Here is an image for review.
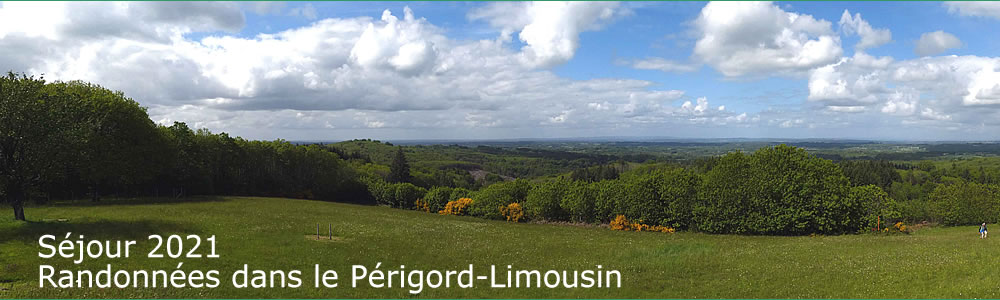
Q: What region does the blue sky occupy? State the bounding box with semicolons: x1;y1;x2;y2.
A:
1;1;999;141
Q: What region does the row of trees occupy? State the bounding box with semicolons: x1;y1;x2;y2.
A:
365;145;903;235
355;144;998;234
1;73;361;220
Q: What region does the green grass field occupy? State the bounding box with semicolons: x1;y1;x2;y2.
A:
1;197;997;298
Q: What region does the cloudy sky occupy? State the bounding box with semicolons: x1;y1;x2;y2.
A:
2;1;999;141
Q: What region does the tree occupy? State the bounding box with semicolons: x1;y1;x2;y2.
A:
45;81;162;201
0;73;78;220
930;181;1000;225
848;185;900;232
695;145;853;234
388;146;412;183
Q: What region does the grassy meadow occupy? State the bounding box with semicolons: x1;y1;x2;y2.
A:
1;197;998;298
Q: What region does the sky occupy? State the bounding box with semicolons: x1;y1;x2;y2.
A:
1;1;1000;141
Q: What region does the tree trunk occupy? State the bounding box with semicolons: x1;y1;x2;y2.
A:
9;185;25;221
13;201;25;221
91;185;100;202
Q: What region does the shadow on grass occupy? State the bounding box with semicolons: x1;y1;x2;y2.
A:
4;218;198;244
39;195;232;208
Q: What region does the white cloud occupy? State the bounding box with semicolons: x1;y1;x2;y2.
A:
807;52;1000;129
945;2;1000;20
0;2;244;42
2;3;765;138
892;56;1000;107
780;119;806;128
827;105;866;113
920;107;951;121
881;91;917;116
8;1;998;139
692;1;842;77
623;57;699;73
469;2;627;68
680;97;710;115
839;10;891;50
915;31;962;57
350;7;441;75
807;52;892;106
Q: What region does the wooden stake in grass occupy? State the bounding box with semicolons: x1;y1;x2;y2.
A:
316;224;319;240
329;223;332;240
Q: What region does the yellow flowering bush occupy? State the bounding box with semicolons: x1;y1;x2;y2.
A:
500;202;524;222
610;215;629;231
609;215;675;233
894;221;908;233
439;198;473;216
874;221;908;234
414;199;430;213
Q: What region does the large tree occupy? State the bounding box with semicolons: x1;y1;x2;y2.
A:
388;146;412;183
0;73;78;220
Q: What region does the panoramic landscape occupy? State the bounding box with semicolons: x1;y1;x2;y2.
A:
3;1;1000;299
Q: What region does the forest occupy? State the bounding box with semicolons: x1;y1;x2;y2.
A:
3;72;1000;234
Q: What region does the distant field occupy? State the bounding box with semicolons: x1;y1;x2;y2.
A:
1;197;998;298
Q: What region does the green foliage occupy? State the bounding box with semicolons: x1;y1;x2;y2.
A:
449;187;471;204
524;180;568;221
592;179;626;223
388;147;412;183
653;168;701;229
569;163;622;182
839;160;902;190
363;177;395;207
1;74;361;213
848;185;900;232
560;181;596;223
0;73;89;219
587;168;700;228
423;187;454;213
363;177;426;209
696;145;854;234
393;183;426;209
930;181;1000;225
44;81;164;201
469;179;530;219
412;168;475;190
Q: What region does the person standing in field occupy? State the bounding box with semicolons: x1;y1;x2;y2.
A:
981;223;988;239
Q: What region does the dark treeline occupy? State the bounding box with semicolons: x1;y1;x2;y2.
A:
1;73;363;220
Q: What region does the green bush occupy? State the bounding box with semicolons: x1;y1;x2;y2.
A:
363;177;395;207
653;168;701;229
930;181;1000;225
695;145;853;234
423;186;454;213
363;177;426;209
616;174;660;225
393;183;426;209
469;179;530;219
592;179;626;222
848;185;900;232
560;181;596;223
524;179;568;221
449;187;471;203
